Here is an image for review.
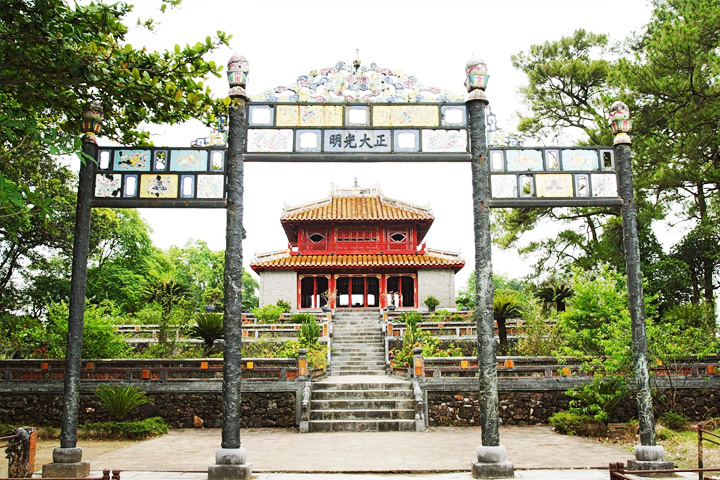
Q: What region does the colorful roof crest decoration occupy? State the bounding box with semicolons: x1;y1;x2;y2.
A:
251;61;464;104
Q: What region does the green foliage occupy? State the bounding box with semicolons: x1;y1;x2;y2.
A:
298;315;320;347
242;339;327;369
424;295;439;310
276;299;292;313
429;309;452;321
390;330;463;368
515;299;560;356
554;265;633;373
0;314;42;359
252;304;284;324
80;417;168;440
549;410;596;436
94;384;152;419
190;312;224;355
42;301;130;359
566;375;627;424
493;289;525;355
658;412;690;431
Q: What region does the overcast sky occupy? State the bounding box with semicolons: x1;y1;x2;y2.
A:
100;0;655;288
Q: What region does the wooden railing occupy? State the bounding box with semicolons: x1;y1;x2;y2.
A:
0;358;327;382
392;355;720;380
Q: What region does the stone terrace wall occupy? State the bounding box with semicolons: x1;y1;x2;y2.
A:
1;391;295;429
427;387;720;427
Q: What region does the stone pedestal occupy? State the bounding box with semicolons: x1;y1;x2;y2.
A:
42;447;90;478
208;447;252;480
626;445;674;476
471;445;514;479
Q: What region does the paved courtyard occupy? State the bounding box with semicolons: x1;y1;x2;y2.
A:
77;425;642;476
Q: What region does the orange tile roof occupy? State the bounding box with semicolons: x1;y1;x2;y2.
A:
251;252;464;272
281;194;434;222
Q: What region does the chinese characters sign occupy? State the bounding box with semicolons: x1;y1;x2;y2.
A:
91;147;226;208
488;147;622;207
245;103;470;161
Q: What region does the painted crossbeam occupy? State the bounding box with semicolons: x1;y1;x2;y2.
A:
91;147;227;208
488;146;622;208
244;102;470;161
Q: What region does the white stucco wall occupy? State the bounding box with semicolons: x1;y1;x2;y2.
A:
258;270;297;308
417;269;456;310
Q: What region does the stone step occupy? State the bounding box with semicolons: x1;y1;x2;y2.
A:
310;398;415;410
310;408;415;421
312;389;411;400
308;419;416;432
332;347;385;353
312;383;412;392
330;370;387;376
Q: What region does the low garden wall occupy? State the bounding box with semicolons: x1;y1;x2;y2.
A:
422;377;720;427
0;383;298;429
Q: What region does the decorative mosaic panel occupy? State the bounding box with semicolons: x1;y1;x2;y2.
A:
245;102;470;160
92;147;226;207
94;174;122;198
276;105;343;127
247;129;294;152
169;150;209;171
373;106;439;127
488;147;621;207
251;61;464;104
421;130;467;152
140;174;178;198
113;149;151;171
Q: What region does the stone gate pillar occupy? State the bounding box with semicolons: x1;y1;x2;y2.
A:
465;57;514;479
610;101;672;471
43;103;102;478
208;54;252;480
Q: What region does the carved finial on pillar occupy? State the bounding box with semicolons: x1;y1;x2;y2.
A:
227;54;250;99
465;57;489;103
81;103;103;144
609;101;632;145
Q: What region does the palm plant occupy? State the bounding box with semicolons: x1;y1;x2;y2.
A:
95;384;152;419
190;312;224;355
493;289;524;355
534;282;573;312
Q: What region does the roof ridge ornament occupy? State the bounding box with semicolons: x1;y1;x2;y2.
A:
251;60;464;104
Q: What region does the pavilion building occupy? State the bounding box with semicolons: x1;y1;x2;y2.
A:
250;185;464;311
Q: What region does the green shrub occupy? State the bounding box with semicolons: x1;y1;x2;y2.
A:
290;313;316;323
659;412;690;431
298;316;320;347
276;300;292;313
398;311;423;325
80;417;168;440
95;384;152;419
549;410;595;436
566;375;627;424
430;309;452;321
41;301;130;359
252;304;284;324
190;312;224;355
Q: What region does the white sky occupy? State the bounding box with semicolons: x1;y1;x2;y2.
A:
105;0;655;288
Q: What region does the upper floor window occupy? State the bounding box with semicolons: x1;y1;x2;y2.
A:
390;233;406;242
308;233;325;243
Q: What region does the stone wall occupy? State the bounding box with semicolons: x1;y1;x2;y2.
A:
417;268;456;310
0;391;296;429
427;388;720;427
258;270;297;308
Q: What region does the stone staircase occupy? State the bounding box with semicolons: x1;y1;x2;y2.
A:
330;310;386;376
306;310;417;432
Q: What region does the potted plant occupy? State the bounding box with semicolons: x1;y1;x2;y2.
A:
320;290;336;312
424;295;439;312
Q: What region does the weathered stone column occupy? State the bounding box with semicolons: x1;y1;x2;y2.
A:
465;57;514;479
610;101;672;471
43;103;102;478
208;54;252;480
